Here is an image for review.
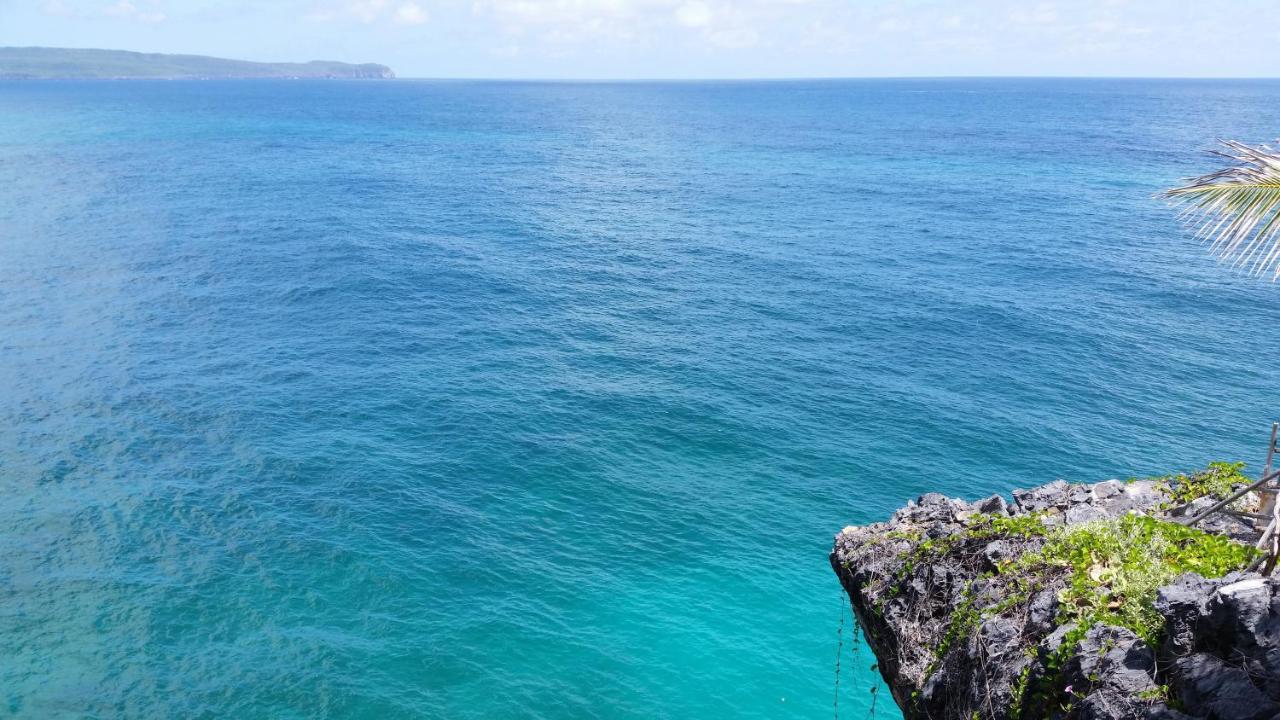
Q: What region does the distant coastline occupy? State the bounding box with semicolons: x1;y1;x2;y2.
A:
0;47;394;80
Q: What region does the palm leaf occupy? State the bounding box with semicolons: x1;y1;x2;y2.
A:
1163;140;1280;280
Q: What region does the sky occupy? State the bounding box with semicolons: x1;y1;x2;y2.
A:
2;0;1279;79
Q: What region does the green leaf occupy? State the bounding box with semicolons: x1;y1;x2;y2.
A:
1163;140;1280;280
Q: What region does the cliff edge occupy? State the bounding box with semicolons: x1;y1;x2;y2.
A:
831;468;1280;720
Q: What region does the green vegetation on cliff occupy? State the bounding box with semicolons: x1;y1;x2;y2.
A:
987;512;1255;645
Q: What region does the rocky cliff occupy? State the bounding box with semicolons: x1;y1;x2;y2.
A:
830;471;1280;720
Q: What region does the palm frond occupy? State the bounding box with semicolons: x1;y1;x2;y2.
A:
1163;139;1280;280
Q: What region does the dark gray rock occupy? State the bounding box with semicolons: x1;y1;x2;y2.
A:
1069;484;1092;505
1102;480;1164;516
1143;707;1198;720
1041;620;1080;656
978;493;1011;515
1158;572;1280;713
1155;573;1217;656
1092;480;1124;501
919;492;953;507
1013;479;1071;513
1066;625;1160;720
894;492;971;526
984;539;1014;568
1065;502;1108;524
978;614;1021;653
1027;588;1059;635
831;477;1280;720
1176;653;1279;720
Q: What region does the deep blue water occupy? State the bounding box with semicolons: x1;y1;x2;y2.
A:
2;78;1280;719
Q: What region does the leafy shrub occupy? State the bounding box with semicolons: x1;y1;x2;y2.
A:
1011;513;1256;645
1161;461;1250;506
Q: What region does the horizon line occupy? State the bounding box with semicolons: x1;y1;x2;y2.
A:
6;47;1278;82
8;75;1280;82
389;74;1280;82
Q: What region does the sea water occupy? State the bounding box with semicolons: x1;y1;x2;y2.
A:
3;78;1280;719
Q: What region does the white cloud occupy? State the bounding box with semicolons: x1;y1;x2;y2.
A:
40;0;71;15
307;0;428;25
103;0;166;23
708;26;757;48
471;0;675;44
283;0;1280;76
674;1;711;28
395;2;429;24
472;0;779;49
103;0;134;15
876;16;908;33
475;0;660;27
1009;2;1058;26
348;0;389;23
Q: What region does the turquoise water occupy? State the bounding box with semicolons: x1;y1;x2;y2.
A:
2;78;1280;719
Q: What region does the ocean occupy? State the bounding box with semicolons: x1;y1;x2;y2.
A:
2;78;1279;719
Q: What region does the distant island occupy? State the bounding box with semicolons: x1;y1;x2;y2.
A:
0;47;395;80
